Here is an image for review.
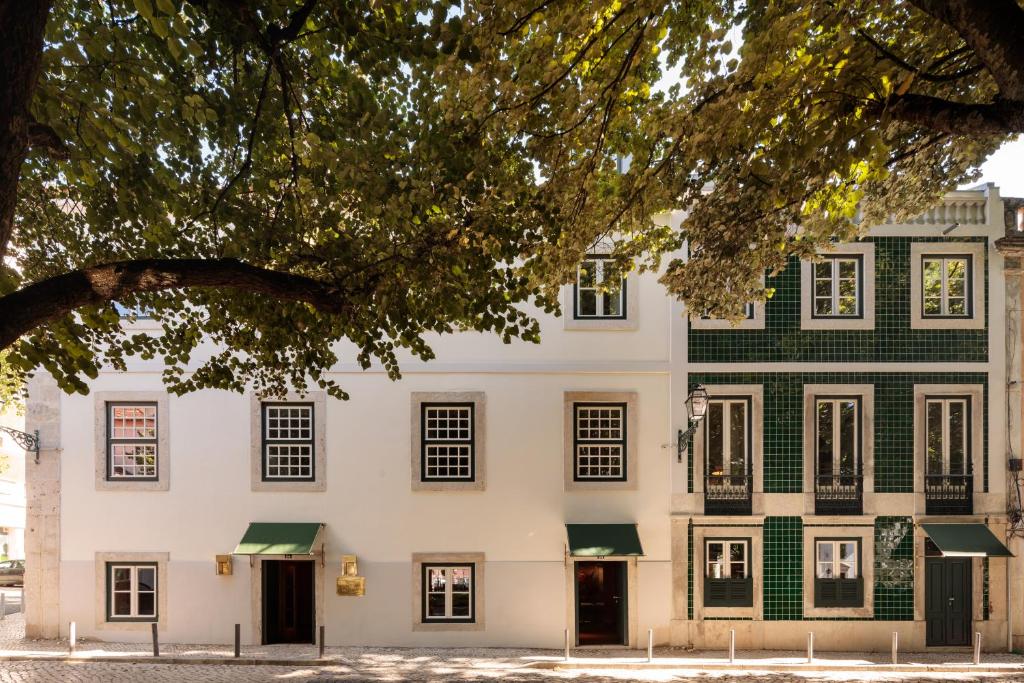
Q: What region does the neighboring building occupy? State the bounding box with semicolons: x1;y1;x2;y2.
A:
0;406;26;562
22;186;1020;651
676;184;1017;651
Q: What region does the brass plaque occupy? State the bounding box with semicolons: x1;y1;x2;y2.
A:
336;576;366;596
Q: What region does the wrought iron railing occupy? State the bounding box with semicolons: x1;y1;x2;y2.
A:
924;474;973;515
814;473;863;515
704;474;752;515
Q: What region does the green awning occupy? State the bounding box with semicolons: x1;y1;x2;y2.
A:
566;523;644;557
921;523;1013;558
233;523;324;555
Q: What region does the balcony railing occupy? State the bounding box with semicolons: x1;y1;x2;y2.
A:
925;474;973;515
814;473;863;515
704;474;752;515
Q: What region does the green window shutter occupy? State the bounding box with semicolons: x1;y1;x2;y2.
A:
705;577;753;607
815;577;863;608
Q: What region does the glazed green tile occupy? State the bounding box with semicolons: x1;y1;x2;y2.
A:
688;237;988;364
763;516;803;621
874;516;914;621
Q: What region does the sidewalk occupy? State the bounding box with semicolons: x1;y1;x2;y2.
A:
2;613;1023;676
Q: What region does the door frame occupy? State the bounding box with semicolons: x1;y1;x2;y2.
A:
925;555;973;647
249;553;324;646
565;555;637;648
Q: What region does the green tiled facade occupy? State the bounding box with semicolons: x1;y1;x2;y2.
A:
687;372;988;494
873;516;915;621
688;237;988;364
763;517;803;620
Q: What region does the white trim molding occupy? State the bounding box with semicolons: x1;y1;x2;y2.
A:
800;242;876;330
909;241;986;330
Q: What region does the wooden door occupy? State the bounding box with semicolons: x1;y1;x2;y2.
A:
575;561;626;646
263;560;315;644
925;557;972;646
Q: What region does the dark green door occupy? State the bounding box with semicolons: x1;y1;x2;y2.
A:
925;557;972;646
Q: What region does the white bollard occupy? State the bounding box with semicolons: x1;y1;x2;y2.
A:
69;621;76;655
729;628;736;663
0;592;5;621
564;628;570;662
973;632;982;665
807;632;814;663
891;631;898;665
647;628;653;663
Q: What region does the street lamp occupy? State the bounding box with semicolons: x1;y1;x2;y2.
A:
0;427;40;464
677;385;709;462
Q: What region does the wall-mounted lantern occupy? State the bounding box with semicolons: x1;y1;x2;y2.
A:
215;554;233;576
336;554;366;596
677;384;709;462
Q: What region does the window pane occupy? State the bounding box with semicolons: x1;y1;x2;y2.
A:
947;260;966;297
839;542;858;578
451;592;470;617
602;290;622;317
577;263;597;289
707;403;724;476
113;567;131;591
427;594;446;617
814;297;832;316
948;297;966;316
706;543;724;578
949;401;966;475
728;404;746;477
816;542;834;578
578;290;597;316
839;400;857;474
113;592;131;616
137;567;155;592
838;259;857;279
814;279;832;298
924;296;942;316
450;568;471;592
926;402;943;475
816;402;834;477
137;591;155;617
729;542;746;576
837;294;858;316
428;568;446;592
814;262;832;283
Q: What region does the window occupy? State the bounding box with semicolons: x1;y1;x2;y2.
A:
262;403;315;481
421;403;475;481
814;540;862;607
813;256;861;317
422;564;475;623
574;257;626;319
922;256;971;317
573;403;627;481
926;397;970;477
106;403;158;480
815;398;860;480
704;539;752;607
107;563;157;621
705;399;749;484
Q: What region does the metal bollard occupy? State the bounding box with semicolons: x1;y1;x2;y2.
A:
69;621;76;655
647;628;653;663
564;628;570;662
318;625;325;659
807;632;814;663
891;631;898;665
729;628;736;663
234;623;240;658
0;592;5;621
973;632;982;665
151;622;159;657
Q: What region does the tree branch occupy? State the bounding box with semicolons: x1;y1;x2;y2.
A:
907;0;1024;100
880;92;1024;135
0;258;352;350
26;119;69;159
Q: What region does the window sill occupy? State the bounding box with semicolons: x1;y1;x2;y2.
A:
564;317;638;331
412;479;485;492
252;479;326;492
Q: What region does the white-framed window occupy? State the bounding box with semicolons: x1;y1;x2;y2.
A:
573;403;627;481
813;256;861;317
816;540;858;579
262;403;315;481
106;403;158;480
706;540;748;579
815;398;860;478
925;397;969;477
574;256;626;319
107;563;157;621
705;399;749;482
422;564;475;623
421;403;475;481
922;256;971;318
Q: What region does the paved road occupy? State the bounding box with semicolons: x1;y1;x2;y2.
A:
0;662;1022;682
0;587;22;618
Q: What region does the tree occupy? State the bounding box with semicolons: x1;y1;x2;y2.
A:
1;1;1022;399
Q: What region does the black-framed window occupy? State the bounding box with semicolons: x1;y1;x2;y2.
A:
925;396;970;477
814;539;863;607
700;303;756;321
106;562;157;622
262;403;315;481
106;402;158;480
705;398;751;481
812;255;862;318
922;255;971;318
574;256;626;319
422;563;475;623
421;403;475;481
573;402;627;481
815;397;860;479
704;538;753;607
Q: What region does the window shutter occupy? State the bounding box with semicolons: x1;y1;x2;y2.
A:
705;578;753;607
815;578;863;608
